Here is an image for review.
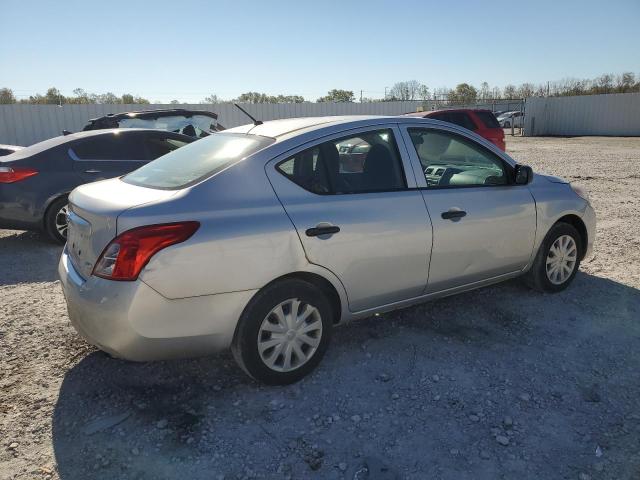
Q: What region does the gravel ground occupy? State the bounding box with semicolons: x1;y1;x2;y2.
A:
1;135;639;480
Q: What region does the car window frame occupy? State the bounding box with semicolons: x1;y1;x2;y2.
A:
67;132;148;162
271;124;416;196
398;123;517;190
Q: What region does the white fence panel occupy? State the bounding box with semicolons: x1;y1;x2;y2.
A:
524;93;640;136
0;101;423;146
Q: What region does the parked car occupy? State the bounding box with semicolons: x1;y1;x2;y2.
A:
497;111;524;128
0;129;194;243
0;144;23;156
403;109;505;151
59;116;595;385
80;108;225;137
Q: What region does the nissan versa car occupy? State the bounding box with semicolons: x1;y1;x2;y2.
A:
0;129;193;242
58;116;595;385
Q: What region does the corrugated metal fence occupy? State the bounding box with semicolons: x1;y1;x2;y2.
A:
0;101;423;146
524;93;640;136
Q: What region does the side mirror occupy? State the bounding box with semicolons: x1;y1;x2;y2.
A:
515;164;533;185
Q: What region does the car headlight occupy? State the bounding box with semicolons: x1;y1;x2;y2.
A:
571;184;590;203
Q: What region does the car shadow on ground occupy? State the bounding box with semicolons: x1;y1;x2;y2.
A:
0;230;62;285
51;273;640;479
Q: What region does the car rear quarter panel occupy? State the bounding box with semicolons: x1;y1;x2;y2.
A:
0;147;76;228
130;156;313;300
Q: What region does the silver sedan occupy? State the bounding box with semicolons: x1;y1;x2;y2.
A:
58;116;595;385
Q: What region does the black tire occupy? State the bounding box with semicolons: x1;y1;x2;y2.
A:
525;222;582;293
44;196;69;244
232;279;334;385
504;121;511;128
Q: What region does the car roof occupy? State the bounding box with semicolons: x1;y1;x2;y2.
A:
225;115;458;139
403;108;494;118
0;144;23;150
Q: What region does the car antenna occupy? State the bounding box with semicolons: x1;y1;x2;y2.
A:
234;103;262;126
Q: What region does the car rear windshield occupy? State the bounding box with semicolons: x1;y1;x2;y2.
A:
122;133;274;189
475;111;501;129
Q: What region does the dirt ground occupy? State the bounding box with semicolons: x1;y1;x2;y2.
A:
1;135;639;480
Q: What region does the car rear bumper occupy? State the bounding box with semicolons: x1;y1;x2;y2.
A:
58;248;256;361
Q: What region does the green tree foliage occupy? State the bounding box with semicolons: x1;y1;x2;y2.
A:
0;88;16;104
448;83;478;104
317;89;355;102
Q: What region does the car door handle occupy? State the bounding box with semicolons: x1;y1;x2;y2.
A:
441;209;467;220
84;169;101;174
305;224;340;237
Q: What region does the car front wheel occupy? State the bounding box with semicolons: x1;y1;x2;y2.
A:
232;278;333;385
525;222;582;292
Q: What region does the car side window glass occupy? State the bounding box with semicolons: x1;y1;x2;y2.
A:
72;135;146;161
277;129;406;194
408;128;508;188
144;136;190;160
447;112;477;131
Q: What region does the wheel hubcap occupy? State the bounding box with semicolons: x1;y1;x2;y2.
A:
546;234;577;285
258;298;322;372
55;204;69;239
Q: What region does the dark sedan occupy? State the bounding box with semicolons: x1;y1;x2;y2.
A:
0;129;194;243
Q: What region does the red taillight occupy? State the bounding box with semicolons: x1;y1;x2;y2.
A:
93;222;200;281
0;166;38;183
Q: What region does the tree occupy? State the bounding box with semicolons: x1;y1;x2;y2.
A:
479;82;491;101
317;89;355;102
594;74;613;94
121;93;135;104
235;92;304;103
503;84;517;99
44;87;64;104
517;83;535;98
448;83;477;104
388;80;422;101
202;94;220;103
0;88;16;104
417;84;430;101
615;72;635;93
133;96;150;104
70;88;90;104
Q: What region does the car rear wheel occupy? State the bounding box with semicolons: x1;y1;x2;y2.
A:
525;222;582;292
232;279;333;385
44;196;69;244
503;121;511;128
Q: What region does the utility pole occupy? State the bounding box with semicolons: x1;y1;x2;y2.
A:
360;90;363;103
384;86;388;100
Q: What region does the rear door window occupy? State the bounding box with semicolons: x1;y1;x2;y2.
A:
276;129;406;194
71;134;146;160
446;112;477;131
475;111;501;129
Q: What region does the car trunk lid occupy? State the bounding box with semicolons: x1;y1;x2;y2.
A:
67;178;178;279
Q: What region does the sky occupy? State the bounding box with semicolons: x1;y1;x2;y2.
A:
1;0;639;103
